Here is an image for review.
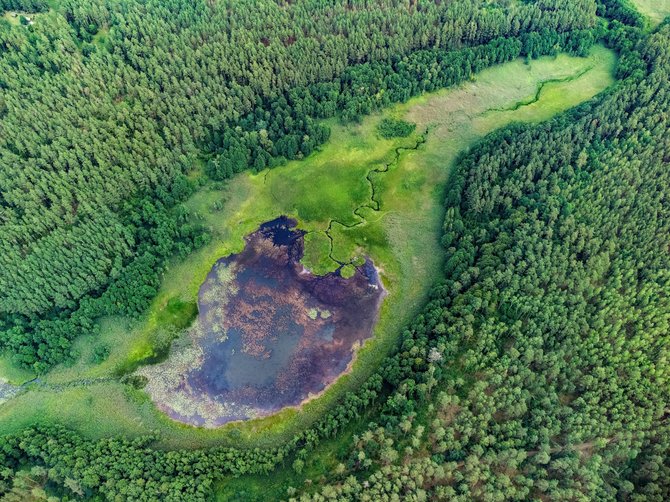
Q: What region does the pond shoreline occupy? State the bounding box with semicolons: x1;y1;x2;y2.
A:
138;216;386;428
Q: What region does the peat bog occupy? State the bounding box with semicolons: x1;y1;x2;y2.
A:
139;217;385;427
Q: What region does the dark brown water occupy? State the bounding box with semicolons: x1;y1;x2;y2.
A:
139;217;385;427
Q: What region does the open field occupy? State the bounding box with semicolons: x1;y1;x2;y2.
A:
1;11;36;26
2;12;20;25
0;46;616;449
631;0;670;25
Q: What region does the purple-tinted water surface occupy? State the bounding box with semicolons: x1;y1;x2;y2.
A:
139;217;385;427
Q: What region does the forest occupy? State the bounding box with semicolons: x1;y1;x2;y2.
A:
0;0;598;371
0;0;669;500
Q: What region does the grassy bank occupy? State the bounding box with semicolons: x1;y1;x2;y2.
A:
0;46;616;450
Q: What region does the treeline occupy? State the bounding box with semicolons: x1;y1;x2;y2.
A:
2;185;210;371
206;28;596;180
0;374;387;500
0;0;598;371
596;0;647;27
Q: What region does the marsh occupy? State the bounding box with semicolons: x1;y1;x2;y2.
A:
139;217;385;427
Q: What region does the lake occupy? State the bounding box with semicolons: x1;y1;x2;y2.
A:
139;217;385;427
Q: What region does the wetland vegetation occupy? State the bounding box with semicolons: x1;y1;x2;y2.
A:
140;217;385;427
0;44;617;447
0;0;668;500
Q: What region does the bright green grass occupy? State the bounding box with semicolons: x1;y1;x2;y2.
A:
2;12;20;25
0;356;34;385
631;0;670;26
1;9;50;26
0;46;616;450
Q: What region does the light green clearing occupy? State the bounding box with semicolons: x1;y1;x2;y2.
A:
2;12;20;25
0;356;35;385
91;27;110;49
2;11;41;26
631;0;670;26
0;46;616;449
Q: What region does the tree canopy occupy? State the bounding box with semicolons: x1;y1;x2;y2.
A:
1;0;669;501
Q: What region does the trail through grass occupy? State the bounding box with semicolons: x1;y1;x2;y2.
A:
0;46;616;450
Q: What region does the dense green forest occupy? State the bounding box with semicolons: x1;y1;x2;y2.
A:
0;0;598;372
299;20;670;502
1;0;669;500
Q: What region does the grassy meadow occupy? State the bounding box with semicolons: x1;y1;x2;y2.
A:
0;46;616;450
631;0;670;26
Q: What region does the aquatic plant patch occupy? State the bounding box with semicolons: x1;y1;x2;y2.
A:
139;217;385;427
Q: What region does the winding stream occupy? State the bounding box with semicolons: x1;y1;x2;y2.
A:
0;47;615;438
322;130;430;266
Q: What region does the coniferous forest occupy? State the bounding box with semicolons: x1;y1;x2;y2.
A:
0;0;669;500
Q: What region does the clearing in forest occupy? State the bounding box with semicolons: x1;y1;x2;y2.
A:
630;0;670;25
0;45;616;449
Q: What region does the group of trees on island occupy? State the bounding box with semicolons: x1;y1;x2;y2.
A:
376;118;416;139
1;0;669;500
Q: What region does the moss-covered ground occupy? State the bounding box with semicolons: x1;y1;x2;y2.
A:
0;46;616;451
